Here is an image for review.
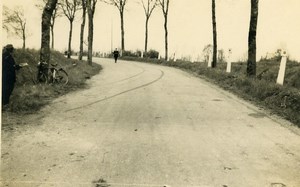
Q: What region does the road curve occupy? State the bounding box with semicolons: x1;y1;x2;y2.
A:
1;58;300;187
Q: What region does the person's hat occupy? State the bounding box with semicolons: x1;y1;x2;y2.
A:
5;44;14;50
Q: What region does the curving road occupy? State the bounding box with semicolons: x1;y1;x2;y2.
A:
1;58;300;187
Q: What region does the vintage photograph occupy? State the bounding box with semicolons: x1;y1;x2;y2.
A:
1;0;300;186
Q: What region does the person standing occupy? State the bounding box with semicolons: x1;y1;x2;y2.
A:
113;48;120;63
2;44;21;107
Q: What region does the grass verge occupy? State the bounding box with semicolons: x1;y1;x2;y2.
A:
121;56;300;128
5;49;102;114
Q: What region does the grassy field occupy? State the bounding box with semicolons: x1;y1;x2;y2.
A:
5;49;102;113
121;56;300;128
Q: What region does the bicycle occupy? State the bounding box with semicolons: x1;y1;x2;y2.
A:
37;61;69;85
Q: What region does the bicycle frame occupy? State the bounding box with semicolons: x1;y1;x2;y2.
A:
37;62;68;85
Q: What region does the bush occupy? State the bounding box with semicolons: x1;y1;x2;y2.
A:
121;49;159;59
122;50;140;58
144;49;159;59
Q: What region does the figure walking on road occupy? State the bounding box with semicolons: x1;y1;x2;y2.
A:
113;48;120;63
2;44;21;108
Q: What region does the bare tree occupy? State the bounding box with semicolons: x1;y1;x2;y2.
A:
3;6;29;49
247;0;259;77
50;5;63;49
217;49;225;63
158;0;169;60
2;7;10;32
86;0;98;65
202;44;212;62
104;0;128;53
39;0;58;81
140;0;157;53
79;0;87;60
60;0;82;58
211;0;217;67
36;0;63;49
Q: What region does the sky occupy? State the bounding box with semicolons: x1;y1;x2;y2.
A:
2;0;300;61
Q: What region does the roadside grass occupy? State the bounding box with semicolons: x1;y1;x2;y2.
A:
121;56;300;127
6;49;102;114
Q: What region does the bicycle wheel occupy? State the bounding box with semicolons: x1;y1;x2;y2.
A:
55;69;68;85
38;73;48;84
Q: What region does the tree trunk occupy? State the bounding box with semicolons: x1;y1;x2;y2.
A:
79;0;86;61
87;0;97;65
88;13;94;65
50;25;54;49
212;0;217;68
120;11;125;53
164;14;168;60
50;9;57;49
144;17;149;53
39;0;57;80
22;28;26;49
247;0;259;77
67;20;73;59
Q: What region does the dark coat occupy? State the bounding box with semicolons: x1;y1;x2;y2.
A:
2;51;19;105
113;50;119;58
2;51;17;84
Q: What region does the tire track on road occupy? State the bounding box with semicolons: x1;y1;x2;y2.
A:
98;64;146;87
65;69;164;112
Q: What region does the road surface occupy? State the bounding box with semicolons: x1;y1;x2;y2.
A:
1;58;300;187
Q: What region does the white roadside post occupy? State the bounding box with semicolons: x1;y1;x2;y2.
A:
158;52;161;59
191;55;195;63
141;51;144;58
208;53;212;67
276;51;287;85
226;49;232;73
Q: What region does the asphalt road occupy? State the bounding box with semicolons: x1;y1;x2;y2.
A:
1;58;300;187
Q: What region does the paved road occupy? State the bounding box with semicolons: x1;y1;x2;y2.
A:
1;58;300;187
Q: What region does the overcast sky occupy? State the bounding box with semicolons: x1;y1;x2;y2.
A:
2;0;300;61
